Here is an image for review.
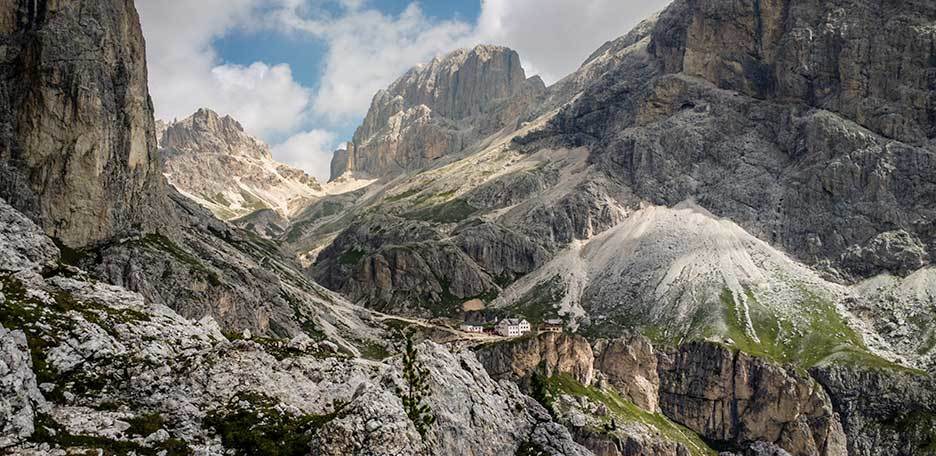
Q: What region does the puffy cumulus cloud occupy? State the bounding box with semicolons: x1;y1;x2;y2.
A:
474;0;670;84
209;63;311;136
271;129;338;182
138;0;310;137
271;3;474;123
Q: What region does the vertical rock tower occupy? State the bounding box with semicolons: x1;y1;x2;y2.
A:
0;0;172;248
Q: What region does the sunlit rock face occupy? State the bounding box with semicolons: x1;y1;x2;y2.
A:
330;44;546;180
160;108;324;221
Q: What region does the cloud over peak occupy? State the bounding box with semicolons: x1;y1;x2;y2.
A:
139;0;670;182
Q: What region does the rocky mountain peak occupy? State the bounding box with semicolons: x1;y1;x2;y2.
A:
161;108;272;161
330;44;546;180
159;109;323;221
365;44;529;126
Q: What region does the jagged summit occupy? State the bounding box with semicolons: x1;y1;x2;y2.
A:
160;108;323;221
161;108;272;160
366;44;532;125
161;108;272;161
329;44;546;180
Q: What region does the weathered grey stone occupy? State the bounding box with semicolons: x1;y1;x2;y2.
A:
0;198;59;273
453;221;549;282
650;0;936;145
658;342;846;456
572;425;692;456
811;364;936;456
842;230;928;277
312;214;500;315
0;324;48;449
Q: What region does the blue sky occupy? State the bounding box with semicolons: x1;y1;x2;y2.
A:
212;0;484;144
208;1;478;143
138;0;669;181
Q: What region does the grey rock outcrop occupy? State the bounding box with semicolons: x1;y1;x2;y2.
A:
453;221;549;283
409;341;592;456
571;426;692;456
811;364;936;455
312;215;501;316
76;188;376;341
649;0;936;145
475;332;595;389
331;45;546;180
231;207;290;239
841;230;929;278
848;268;936;372
0;0;173;248
0;324;48;449
0;198;59;273
658;342;847;456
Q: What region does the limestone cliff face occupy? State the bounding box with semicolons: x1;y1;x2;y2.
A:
811;364;936;455
593;336;659;412
330;44;546;180
658;343;847;456
329;147;350;182
0;0;172;248
650;0;936;144
474;334;859;456
475;332;595;389
160;109;323;220
540;0;936;281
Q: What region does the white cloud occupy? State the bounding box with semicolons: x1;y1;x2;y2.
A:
138;0;310;138
271;3;474;123
474;0;670;84
209;63;311;136
271;129;337;182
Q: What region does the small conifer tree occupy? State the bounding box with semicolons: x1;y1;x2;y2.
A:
399;333;436;440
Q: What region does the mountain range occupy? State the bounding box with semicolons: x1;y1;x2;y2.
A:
1;0;935;455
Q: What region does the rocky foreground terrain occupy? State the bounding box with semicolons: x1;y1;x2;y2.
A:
1;0;935;455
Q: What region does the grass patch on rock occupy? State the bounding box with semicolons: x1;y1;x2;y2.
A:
402;198;477;223
337;247;367;266
497;275;565;324
539;373;715;456
204;392;342;456
718;288;922;373
30;413;190;455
